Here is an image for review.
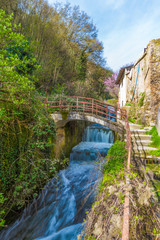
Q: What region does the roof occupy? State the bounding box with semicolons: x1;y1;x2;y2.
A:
116;64;133;85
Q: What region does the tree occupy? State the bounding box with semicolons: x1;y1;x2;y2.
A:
104;73;119;99
0;10;56;227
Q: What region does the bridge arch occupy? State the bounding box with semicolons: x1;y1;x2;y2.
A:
51;112;125;140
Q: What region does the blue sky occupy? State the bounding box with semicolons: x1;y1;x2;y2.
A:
48;0;160;71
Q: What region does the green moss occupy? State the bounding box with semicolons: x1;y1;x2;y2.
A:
114;131;120;141
60;110;69;120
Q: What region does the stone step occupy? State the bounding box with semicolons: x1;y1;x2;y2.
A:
125;139;152;146
133;154;160;164
128;123;143;130
118;120;143;130
130;129;147;135
125;134;151;141
131;140;152;146
132;146;157;153
134;154;160;161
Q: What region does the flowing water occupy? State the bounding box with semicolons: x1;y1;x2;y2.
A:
0;123;114;240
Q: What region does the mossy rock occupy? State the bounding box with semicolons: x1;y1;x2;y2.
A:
60;111;69;120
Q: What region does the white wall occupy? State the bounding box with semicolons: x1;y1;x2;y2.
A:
119;69;128;107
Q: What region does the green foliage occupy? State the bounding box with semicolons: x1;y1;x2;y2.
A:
84;235;96;240
77;50;87;81
106;99;118;107
0;0;111;99
138;92;145;107
153;180;160;199
0;193;7;227
146;126;160;148
128;117;136;123
127;103;142;125
103;141;127;173
0;10;64;227
101;141;127;189
148;149;160;156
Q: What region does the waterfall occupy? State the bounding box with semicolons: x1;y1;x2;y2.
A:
70;123;114;162
0;123;114;240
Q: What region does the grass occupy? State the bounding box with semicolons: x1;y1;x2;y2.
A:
146;126;160;156
100;141;127;191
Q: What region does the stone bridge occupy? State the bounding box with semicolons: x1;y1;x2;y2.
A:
51;111;125;140
41;96;127;140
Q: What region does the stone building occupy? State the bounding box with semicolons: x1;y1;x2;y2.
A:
116;38;160;131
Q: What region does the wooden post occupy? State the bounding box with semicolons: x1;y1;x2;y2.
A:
46;97;48;108
59;97;62;110
92;99;94;114
76;97;78;111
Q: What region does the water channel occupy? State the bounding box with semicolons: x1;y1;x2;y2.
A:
0;123;114;240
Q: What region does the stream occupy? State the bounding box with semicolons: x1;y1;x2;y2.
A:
0;123;114;240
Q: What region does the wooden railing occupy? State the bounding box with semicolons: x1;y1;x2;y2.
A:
40;96;127;120
40;96;131;240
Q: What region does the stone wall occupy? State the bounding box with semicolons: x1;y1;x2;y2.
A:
54;121;90;159
125;38;160;125
150;39;160;123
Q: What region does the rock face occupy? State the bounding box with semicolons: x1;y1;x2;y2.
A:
117;38;160;127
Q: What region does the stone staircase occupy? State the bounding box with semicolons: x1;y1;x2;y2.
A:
124;123;160;164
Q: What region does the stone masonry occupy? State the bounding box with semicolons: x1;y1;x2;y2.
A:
117;38;160;127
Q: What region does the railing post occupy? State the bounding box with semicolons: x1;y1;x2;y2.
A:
76;97;78;112
92;99;94;114
96;104;97;115
59;97;62;110
46;97;48;108
83;103;85;112
122;115;131;240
